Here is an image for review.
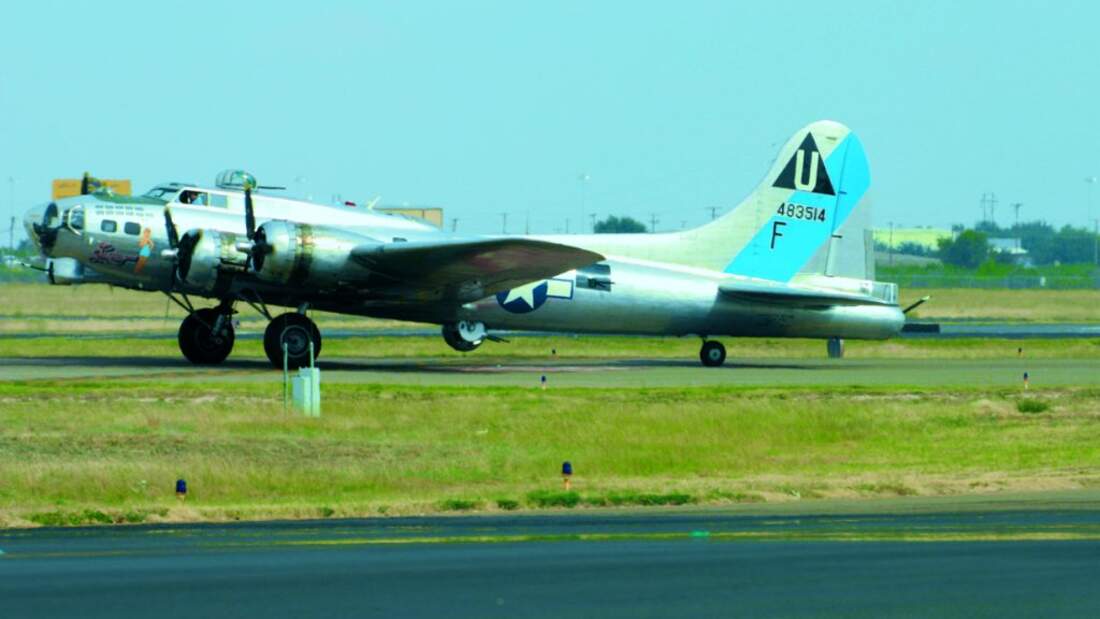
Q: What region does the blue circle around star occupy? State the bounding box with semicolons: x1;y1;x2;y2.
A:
496;281;549;313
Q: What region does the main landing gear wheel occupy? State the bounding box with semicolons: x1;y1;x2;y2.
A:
699;340;726;367
178;308;235;365
442;321;485;352
264;312;322;369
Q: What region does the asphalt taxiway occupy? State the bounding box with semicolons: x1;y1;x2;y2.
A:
4;322;1100;340
3;502;1100;618
2;354;1097;388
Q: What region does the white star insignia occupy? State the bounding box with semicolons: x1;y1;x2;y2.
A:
502;281;543;308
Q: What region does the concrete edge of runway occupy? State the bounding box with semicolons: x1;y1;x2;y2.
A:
2;323;1099;340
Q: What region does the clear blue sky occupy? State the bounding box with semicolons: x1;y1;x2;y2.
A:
1;0;1097;238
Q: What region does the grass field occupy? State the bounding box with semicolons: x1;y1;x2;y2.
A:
2;379;1099;527
2;282;1099;527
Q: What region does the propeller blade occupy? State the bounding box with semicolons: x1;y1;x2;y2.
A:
164;207;180;249
244;184;256;240
251;226;268;271
33;203;60;251
176;230;200;282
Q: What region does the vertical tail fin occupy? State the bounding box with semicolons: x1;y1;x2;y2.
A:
685;120;872;281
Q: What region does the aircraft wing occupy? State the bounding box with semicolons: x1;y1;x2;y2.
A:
717;279;894;307
352;238;604;302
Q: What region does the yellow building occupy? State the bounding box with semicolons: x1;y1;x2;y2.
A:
377;207;443;228
52;175;131;200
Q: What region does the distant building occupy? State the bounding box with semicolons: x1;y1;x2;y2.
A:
872;227;952;251
376;206;443;228
52;176;131;200
988;237;1032;266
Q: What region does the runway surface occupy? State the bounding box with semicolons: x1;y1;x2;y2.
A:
3;322;1100;339
2;354;1097;387
3;504;1100;618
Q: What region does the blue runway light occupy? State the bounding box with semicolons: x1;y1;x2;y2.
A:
561;461;573;490
176;479;187;500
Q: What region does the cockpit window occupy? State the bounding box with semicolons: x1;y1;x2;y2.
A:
143;187;178;200
65;206;85;233
178;190;208;206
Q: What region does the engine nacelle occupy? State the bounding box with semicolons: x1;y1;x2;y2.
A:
47;258;111;285
253;221;375;288
179;229;248;292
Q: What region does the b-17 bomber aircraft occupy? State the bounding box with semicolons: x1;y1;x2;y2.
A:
24;120;907;369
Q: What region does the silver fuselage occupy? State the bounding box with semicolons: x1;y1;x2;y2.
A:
26;190;904;341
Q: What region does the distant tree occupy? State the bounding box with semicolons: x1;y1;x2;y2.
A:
974;221;1003;235
937;229;989;268
594;215;647;234
896;241;932;257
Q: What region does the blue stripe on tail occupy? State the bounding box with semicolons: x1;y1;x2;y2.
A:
723;133;869;281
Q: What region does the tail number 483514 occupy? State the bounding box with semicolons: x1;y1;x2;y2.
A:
776;202;827;222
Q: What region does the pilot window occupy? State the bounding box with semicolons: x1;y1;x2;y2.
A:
124;222;141;235
144;187;178;200
178;190;208;206
65;207;84;232
101;220;117;233
207;194;228;208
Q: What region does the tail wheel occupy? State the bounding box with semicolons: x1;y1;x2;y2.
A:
699;340;726;367
178;308;235;365
264;312;322;369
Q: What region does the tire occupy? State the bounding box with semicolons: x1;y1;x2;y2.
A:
264;312;322;369
178;308;235;365
441;323;482;352
699;340;726;367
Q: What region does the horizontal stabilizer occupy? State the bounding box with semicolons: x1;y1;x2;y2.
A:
352;238;604;302
718;278;894;307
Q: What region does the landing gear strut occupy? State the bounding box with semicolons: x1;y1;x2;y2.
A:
264;312;322;369
699;339;726;367
178;307;235;365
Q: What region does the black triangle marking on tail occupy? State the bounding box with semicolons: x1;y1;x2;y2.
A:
773;133;835;196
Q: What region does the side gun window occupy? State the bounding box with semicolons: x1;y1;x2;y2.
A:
576;263;612;291
101;220;117;233
124;222;141;236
